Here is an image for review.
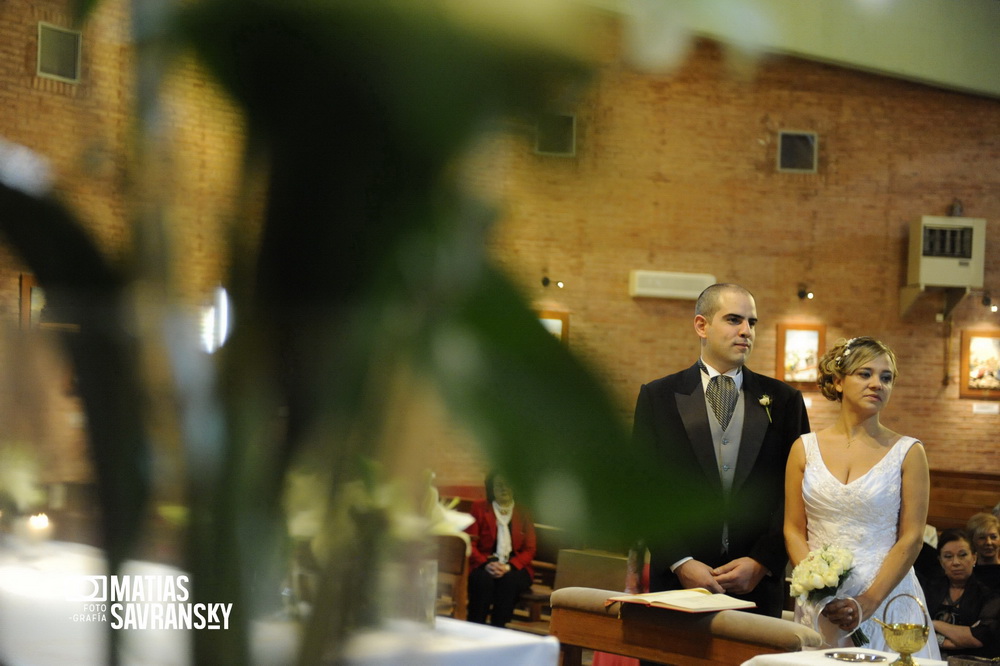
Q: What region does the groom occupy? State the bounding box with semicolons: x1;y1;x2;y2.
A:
633;283;810;617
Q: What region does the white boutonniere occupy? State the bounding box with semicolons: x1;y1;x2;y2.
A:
759;395;772;423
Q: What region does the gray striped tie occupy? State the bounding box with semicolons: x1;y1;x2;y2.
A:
707;374;737;430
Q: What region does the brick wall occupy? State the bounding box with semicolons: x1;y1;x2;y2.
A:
484;36;1000;479
0;0;245;311
2;5;998;487
0;0;246;482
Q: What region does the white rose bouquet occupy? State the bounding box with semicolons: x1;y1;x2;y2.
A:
790;545;868;646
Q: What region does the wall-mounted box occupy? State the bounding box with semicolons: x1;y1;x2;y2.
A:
628;271;715;300
906;215;985;289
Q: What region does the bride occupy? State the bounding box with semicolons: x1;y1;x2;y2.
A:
784;336;940;658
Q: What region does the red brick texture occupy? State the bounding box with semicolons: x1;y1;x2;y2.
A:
2;6;998;488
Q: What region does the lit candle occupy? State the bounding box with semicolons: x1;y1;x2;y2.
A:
24;514;52;543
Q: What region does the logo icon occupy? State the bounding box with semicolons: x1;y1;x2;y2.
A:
67;575;108;602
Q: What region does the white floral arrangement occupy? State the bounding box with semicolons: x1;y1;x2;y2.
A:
758;394;772;423
790;545;868;646
790;544;853;601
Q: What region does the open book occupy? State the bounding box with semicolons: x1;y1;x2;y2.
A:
605;588;756;613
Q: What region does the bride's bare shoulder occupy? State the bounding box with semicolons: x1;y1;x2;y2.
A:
881;428;904;446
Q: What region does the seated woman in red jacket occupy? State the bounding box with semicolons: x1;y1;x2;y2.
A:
465;472;536;626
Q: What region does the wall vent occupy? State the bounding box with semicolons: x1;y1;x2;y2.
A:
906;215;986;289
629;271;715;300
37;22;81;84
535;113;576;157
777;131;817;173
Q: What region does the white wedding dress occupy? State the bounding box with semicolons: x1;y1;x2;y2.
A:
794;432;940;659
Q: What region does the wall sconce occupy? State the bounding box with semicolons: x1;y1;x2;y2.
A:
200;286;231;353
984;293;998;313
797;284;814;300
541;276;565;288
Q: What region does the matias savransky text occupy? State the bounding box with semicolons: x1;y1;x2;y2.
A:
70;574;233;630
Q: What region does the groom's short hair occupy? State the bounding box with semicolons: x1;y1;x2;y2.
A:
695;283;754;321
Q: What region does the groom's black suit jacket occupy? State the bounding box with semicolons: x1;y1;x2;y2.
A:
633;362;810;617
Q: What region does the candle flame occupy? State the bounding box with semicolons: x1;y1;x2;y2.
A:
28;513;49;529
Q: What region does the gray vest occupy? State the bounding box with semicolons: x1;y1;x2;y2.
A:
706;388;745;553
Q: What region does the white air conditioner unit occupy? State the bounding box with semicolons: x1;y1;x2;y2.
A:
629;271;715;300
906;216;986;289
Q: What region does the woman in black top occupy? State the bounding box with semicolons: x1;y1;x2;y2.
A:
925;529;1000;658
968;512;1000;592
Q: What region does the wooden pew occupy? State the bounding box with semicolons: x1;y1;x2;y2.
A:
549;587;823;666
518;524;567;622
927;470;1000;531
519;546;630;624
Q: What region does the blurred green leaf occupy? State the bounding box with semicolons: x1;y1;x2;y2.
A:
0;184;149;666
25;0;716;663
420;262;717;549
0;185;149;566
70;0;101;26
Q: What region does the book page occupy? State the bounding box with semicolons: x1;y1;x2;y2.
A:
653;592;755;612
606;588;755;613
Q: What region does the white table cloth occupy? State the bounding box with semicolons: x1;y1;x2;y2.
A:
742;648;947;666
0;541;558;666
0;541;295;666
0;540;191;666
345;617;559;666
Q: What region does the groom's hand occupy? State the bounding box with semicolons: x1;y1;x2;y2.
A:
675;560;725;593
712;557;767;594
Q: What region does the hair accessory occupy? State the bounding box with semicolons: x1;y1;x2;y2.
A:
835;338;857;368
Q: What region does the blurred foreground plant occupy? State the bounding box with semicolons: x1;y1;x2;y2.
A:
2;0;718;663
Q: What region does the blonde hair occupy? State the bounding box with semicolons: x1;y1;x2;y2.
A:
967;512;1000;541
816;336;898;402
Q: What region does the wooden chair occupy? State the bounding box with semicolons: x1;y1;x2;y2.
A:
518;524;567;621
433;533;469;620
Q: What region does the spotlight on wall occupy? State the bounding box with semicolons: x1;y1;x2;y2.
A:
797;284;814;300
541;276;565;288
200;286;231;353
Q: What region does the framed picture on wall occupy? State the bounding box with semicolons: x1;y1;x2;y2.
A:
775;323;825;390
959;330;1000;400
19;273;80;394
20;273;78;332
20;273;46;330
537;310;569;346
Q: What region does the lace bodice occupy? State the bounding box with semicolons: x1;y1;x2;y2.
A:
802;432;912;593
795;432;940;658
